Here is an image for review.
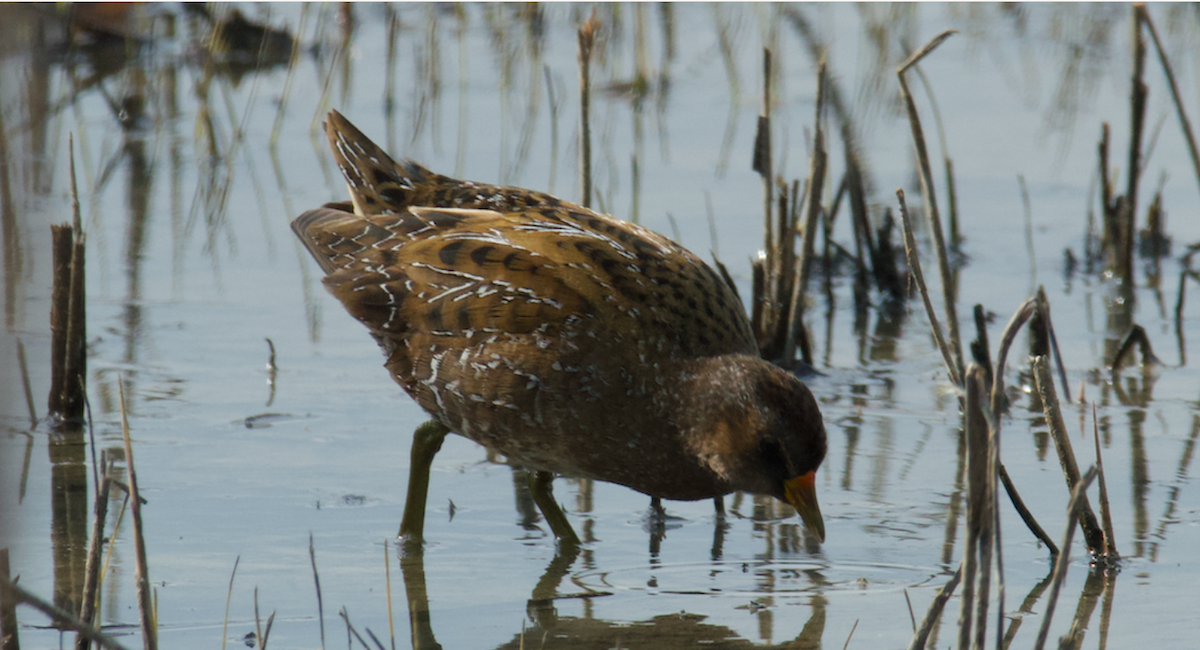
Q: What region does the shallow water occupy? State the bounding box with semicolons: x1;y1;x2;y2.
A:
2;3;1200;649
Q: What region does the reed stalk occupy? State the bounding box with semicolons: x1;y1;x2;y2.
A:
1137;4;1200;203
310;534;326;650
1091;405;1119;562
906;565;961;650
118;378;156;650
577;12;598;208
1032;357;1106;555
0;578;127;650
220;556;238;650
896;189;961;388
74;474;112;650
898;30;964;382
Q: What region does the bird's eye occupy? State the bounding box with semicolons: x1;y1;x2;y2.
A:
755;437;792;482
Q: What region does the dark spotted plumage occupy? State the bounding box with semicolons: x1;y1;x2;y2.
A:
293;110;828;541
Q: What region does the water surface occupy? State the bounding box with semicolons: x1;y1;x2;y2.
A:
2;4;1200;649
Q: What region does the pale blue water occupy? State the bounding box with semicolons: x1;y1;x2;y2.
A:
2;4;1200;649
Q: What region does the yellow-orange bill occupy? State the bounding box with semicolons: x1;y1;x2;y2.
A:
784;470;825;543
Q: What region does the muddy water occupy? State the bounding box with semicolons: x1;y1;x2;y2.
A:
2;4;1199;649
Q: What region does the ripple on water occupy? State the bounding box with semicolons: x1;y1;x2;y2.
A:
573;559;941;599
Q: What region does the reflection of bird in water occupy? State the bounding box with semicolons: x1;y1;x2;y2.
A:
492;611;824;650
293;110;828;543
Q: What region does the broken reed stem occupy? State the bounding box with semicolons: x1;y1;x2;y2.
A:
906;564;962;650
63;229;87;419
75;475;112;650
1138;5;1200;203
118;377;156;650
897;30;965;382
785;61;828;365
998;464;1059;557
989;298;1037;416
1032;356;1106;555
47;136;87;422
48;225;72;414
1091;405;1119;561
897;189;962;388
63;136;86;420
577;12;598;208
1032;466;1100;650
0;577;129;650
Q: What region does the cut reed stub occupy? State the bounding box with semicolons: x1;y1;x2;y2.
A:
47;224;87;424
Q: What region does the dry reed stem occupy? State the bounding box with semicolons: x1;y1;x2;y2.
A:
897;189;962;388
988;298;1037;416
911;62;959;249
1091;405;1119;561
62;225;87;419
906;564;962;650
0;577;128;650
309;534;326;650
383;541;396;650
841;619;859;650
366;629;388;650
998;465;1059;557
118;378;156;650
957;365;990;650
75;474;112;650
253;587;275;650
980;370;1001;650
48;224;72;415
969;305;993;384
1032;357;1106;555
1037;287;1073;403
897;30;964;383
220;556;238;650
99;493;128;597
754;48;775;269
785;61;828;365
338;608;372;650
1138;5;1200;202
1032;466;1099;650
577;11;598;208
47;135;87;421
780;4;880;296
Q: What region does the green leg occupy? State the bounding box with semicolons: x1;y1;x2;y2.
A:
526;470;581;547
399;420;449;547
